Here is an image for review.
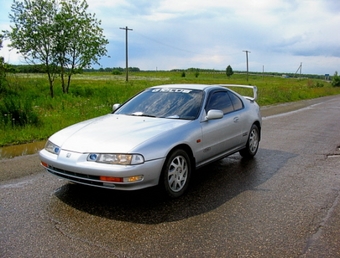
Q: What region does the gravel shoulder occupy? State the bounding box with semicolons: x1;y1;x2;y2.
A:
260;95;338;117
0;154;42;181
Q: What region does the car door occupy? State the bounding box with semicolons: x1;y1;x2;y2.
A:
200;90;244;161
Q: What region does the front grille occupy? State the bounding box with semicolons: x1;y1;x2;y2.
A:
46;166;115;188
50;166;98;180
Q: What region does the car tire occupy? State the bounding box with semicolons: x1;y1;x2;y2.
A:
161;149;191;198
239;124;260;159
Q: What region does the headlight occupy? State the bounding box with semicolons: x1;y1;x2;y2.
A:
45;141;60;155
87;153;144;165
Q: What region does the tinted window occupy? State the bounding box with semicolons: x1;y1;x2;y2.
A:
115;88;204;120
228;91;244;111
206;91;233;114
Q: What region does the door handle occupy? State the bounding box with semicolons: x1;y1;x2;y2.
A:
233;117;239;123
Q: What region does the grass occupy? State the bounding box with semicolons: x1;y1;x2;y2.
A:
1;71;339;146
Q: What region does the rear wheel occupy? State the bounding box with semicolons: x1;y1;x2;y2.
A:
161;149;191;198
239;124;260;159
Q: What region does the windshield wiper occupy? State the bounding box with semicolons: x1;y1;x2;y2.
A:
165;115;180;119
130;112;156;118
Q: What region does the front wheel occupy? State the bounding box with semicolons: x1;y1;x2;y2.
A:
161;149;191;198
239;124;260;159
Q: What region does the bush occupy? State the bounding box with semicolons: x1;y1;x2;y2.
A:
112;69;122;75
226;65;234;77
0;57;7;95
70;86;94;97
0;95;40;127
315;82;324;88
331;71;340;87
307;80;324;88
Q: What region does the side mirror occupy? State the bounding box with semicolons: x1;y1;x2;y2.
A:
206;109;223;120
112;103;121;112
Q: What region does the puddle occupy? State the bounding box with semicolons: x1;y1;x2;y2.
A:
0;141;46;159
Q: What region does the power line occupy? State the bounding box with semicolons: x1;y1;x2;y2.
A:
134;31;241;58
133;31;198;54
118;28;245;73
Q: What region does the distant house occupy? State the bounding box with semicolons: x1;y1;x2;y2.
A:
282;74;289;78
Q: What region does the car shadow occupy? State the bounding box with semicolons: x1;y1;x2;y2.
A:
54;148;297;224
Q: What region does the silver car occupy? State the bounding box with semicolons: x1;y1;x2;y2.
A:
39;84;262;198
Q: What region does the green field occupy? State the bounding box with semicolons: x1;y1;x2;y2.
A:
1;71;339;146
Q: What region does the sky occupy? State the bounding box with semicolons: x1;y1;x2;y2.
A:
1;0;340;75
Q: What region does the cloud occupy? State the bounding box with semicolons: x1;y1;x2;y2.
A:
1;0;339;74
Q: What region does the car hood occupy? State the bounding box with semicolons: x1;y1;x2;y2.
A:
49;114;190;153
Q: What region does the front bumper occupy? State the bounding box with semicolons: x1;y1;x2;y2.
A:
39;149;165;190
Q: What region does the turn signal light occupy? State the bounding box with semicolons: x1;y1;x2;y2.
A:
100;176;123;182
100;175;144;183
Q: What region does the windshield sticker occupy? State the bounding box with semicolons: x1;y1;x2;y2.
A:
151;88;192;93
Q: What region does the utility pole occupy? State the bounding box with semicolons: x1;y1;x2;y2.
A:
295;62;302;78
243;50;251;81
120;26;133;82
262;65;264;80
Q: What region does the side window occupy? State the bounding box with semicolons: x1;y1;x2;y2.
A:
228;91;244;111
206;91;234;114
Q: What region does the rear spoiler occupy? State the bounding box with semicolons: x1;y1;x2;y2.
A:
218;84;258;102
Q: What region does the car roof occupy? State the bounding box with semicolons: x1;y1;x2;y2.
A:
150;84;220;91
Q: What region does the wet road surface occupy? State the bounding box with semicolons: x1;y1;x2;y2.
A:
1;95;340;257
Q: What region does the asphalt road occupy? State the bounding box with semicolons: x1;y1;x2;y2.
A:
1;95;340;257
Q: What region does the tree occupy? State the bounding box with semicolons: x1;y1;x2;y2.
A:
0;34;7;94
331;71;340;87
6;0;60;97
56;0;108;93
5;0;108;97
226;65;234;78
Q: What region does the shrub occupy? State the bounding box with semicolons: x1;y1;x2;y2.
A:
331;71;340;87
226;65;234;77
0;95;40;127
315;82;324;88
307;80;324;88
70;86;94;97
112;69;123;75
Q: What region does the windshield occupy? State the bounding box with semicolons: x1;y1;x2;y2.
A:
115;88;204;120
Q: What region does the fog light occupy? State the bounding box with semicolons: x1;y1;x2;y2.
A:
124;175;144;182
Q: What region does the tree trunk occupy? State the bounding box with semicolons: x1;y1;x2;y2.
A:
47;73;54;98
61;72;66;93
49;80;54;98
59;62;66;93
66;74;72;93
